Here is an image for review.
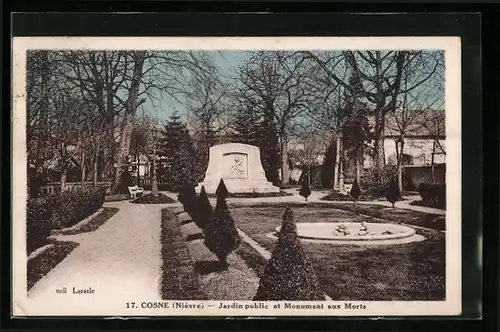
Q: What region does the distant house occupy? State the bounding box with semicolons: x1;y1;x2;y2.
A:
364;110;446;168
44;145;82;183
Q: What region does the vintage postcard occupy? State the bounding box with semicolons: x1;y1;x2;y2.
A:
12;36;461;317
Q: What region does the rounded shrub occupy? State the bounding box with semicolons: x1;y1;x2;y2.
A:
254;207;325;301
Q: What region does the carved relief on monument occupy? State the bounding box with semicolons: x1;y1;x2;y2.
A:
222;153;248;179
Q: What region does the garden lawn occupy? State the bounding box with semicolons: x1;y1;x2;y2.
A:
231;206;445;301
325;203;445;231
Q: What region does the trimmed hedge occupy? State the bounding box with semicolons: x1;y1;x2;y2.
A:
160;208;206;300
417;183;446;209
27;187;106;254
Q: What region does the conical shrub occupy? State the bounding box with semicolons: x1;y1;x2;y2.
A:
177;182;190;207
386;179;401;207
299;179;312;202
203;180;241;268
278;207;297;241
254;207;325;301
350;178;361;201
184;184;198;214
192;185;213;230
214;179;229;213
215;178;229;199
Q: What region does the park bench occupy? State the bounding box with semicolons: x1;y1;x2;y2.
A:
128;185;144;199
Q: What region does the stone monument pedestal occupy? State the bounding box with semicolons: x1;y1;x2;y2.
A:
196;143;280;194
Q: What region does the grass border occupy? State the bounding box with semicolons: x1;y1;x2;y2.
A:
160;208;207;300
234;241;268;279
56;207;119;235
27;241;79;291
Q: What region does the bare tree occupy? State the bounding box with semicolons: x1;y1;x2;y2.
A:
233;51;318;185
301;50;442;171
53;50;216;192
298;54;366;190
385;53;445;189
27;51;61;195
288;124;330;185
184;67;230;168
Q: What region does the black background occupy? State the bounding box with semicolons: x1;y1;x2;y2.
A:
1;2;495;332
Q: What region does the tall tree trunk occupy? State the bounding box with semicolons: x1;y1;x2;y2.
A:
112;112;133;191
60;167;67;192
280;135;290;186
431;140;436;183
338;138;345;191
102;124;115;182
334;133;342;189
81;150;86;186
112;51;146;193
93;145;99;186
136;154;140;185
397;137;405;191
355;156;361;184
373;111;386;169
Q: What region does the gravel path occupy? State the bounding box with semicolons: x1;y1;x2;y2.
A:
25;201;167;315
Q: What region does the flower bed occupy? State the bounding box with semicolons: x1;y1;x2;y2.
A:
131;193;176;204
27;187;106;254
104;194;130;202
320;190;408;202
320;191;374;202
160;209;206;300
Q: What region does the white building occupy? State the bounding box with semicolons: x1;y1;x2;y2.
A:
364;110;446;168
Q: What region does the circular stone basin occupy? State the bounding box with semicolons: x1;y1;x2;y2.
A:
276;222;416;241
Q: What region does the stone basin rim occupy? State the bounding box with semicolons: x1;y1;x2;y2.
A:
275;222;417;241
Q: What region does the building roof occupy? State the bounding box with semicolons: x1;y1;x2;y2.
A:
384;109;445;138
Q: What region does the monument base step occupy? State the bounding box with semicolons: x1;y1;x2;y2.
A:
196;180;280;194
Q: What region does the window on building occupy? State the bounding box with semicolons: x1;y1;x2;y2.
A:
402;154;414;166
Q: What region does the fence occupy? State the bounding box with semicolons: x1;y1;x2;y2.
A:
40;182;112;196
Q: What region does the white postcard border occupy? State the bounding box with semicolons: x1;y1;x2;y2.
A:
12;36;462;317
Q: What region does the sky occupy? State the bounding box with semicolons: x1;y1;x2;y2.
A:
138;51;250;121
137;50;444;122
